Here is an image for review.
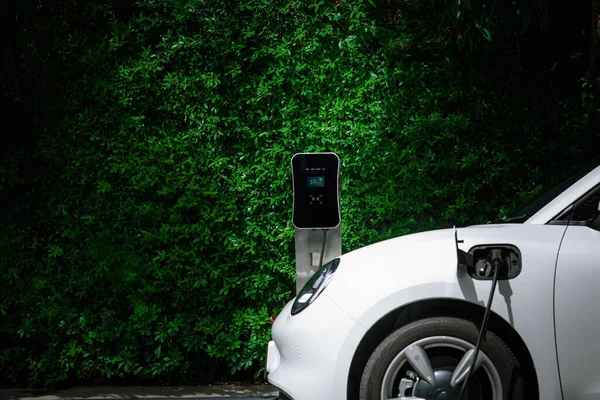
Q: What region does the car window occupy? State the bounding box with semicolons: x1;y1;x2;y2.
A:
503;157;600;223
571;190;600;222
554;185;600;225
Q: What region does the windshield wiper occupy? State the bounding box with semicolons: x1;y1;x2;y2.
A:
499;214;528;223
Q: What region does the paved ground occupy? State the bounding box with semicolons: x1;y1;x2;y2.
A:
0;386;278;400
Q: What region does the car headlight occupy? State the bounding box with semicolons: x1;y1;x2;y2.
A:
291;258;340;315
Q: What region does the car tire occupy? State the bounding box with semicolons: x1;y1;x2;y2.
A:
359;317;525;400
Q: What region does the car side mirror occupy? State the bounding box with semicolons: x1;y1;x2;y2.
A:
458;244;522;281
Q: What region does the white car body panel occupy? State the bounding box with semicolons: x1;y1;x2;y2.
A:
324;225;566;400
269;296;367;399
554;224;600;399
267;163;600;400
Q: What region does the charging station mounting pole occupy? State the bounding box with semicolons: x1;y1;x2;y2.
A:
291;152;342;294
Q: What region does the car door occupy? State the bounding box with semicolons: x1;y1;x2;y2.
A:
554;184;600;399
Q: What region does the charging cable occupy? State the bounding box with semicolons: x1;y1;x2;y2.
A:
457;262;500;399
318;229;328;269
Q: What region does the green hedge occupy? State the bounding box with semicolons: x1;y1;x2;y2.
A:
1;0;599;387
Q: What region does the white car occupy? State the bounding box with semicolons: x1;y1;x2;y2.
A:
266;159;600;400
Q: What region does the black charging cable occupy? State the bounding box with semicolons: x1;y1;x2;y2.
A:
457;262;500;400
318;229;328;269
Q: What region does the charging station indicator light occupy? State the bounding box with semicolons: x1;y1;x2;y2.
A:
307;176;324;187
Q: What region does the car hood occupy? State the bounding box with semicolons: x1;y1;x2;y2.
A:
322;223;566;326
331;223;526;275
335;227;459;274
322;227;461;318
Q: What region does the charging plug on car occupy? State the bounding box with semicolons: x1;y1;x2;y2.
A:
475;248;510;278
459;243;522;281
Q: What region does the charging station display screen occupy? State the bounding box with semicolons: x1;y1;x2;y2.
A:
307;176;324;187
292;153;340;229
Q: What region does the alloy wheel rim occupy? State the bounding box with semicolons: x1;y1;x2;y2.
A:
380;336;503;400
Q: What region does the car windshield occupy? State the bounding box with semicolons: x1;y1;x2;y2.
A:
500;158;600;223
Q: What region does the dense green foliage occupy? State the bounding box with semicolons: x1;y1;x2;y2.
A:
1;0;599;387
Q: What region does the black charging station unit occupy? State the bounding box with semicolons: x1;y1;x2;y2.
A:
291;152;340;230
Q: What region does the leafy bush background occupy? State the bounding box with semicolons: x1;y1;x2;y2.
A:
1;0;599;387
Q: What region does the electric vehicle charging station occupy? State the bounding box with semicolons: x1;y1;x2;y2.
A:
291;152;342;294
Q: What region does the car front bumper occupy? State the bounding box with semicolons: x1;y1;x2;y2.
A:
266;294;366;400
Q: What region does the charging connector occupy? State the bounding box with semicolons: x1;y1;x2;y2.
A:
319;229;328;269
454;230;520;398
457;262;501;399
309;230;329;273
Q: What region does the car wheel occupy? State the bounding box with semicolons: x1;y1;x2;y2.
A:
359;317;524;400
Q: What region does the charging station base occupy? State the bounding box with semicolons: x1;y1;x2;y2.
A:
294;227;342;294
